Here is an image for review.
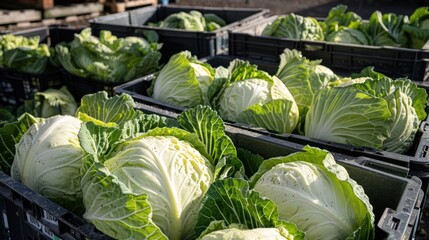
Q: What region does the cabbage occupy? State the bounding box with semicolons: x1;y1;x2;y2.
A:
81;133;214;240
55;28;162;82
78;104;244;239
326;27;369;45
250;147;375;240
151;51;215;107
148;11;226;32
403;7;429;48
305;68;427;153
360;11;408;47
6;92;157;211
262;13;324;41
275;49;338;131
208;59;299;134
0;34;54;74
32;86;78;118
195;147;374;240
11;115;84;209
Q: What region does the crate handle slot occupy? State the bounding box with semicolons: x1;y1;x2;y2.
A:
419;145;429;158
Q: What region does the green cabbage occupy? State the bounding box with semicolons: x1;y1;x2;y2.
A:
32;86;78;118
151;51;215;107
195;147;374;240
0;34;54;74
11;115;85;210
250;146;375;240
77;103;243;239
305;68;427;153
326;27;369;45
262;13;324;41
403;7;429;48
55;28;162;82
275;49;338;132
148;11;226;32
209;59;299;134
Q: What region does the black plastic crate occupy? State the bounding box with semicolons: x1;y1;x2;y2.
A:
114;54;429;194
61;71;125;101
89;5;269;61
0;171;111;240
0;119;425;240
132;102;424;240
0;25;81;105
228;15;429;82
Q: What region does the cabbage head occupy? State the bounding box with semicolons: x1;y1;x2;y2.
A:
326;27;369;45
262;13;324;41
11;115;84;209
275;49;338;132
81;133;214;240
32;86;78;118
250;146;375;240
360;11;408;47
305;68;427;153
148;11;226;32
403;7;429;49
195;147;373;240
209;59;299;134
151;51;215;107
78;105;243;240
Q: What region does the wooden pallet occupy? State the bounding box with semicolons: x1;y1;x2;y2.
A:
0;0;104;10
0;2;103;27
43;2;104;18
104;0;157;13
0;9;42;25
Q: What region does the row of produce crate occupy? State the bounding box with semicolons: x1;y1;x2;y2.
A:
1;3;429;240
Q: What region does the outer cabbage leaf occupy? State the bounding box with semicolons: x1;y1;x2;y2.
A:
11;115;84;211
0;113;42;173
323;4;362;30
151;51;215;107
195;178;305;239
304;86;391;149
178;105;243;178
250;146;375;240
81;159;168;240
76;91;137;126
